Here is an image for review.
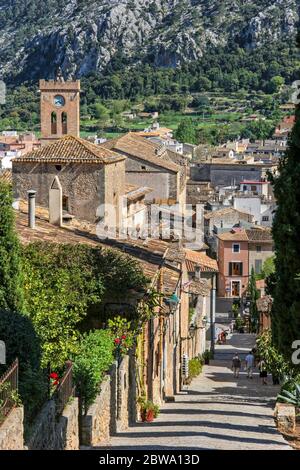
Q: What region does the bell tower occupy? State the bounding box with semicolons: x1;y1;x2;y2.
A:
39;69;80;145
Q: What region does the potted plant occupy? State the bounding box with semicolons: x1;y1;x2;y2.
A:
203;350;212;365
138;398;160;422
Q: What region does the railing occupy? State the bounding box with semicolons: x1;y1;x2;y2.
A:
54;361;75;416
0;358;19;425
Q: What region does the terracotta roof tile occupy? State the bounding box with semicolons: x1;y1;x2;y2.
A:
15;211;180;295
204;207;251;220
184;249;218;272
13;135;125;164
0;169;12;183
101;132;181;172
217;229;249;242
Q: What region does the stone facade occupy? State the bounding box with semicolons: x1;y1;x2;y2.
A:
0;407;24;450
12;160;125;224
125;156;176;202
26;398;79;450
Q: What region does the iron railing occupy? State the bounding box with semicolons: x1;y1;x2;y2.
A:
54;361;75;416
0;358;18;424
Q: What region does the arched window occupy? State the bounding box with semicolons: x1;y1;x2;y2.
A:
62;112;68;135
51;112;57;134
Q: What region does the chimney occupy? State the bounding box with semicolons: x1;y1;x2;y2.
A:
194;264;201;280
27;190;36;229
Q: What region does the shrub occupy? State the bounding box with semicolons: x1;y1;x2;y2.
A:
73;329;115;414
188;357;203;379
0;309;48;427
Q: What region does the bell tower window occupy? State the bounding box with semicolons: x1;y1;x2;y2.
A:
62;112;68;135
51;112;57;135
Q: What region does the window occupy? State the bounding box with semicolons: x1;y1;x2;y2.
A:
251;185;257;192
255;259;263;274
229;262;243;276
262;216;269;222
62;195;69;212
256;246;262;253
141;165;146;170
51;112;57;134
55;165;62;172
232;244;240;253
62;112;68;135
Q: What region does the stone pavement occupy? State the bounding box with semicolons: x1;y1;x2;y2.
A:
97;334;291;450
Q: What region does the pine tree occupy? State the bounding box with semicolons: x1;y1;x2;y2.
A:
0;181;23;311
270;38;300;360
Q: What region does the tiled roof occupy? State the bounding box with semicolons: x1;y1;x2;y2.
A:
189;279;211;296
15;211;180;296
13;135;125;164
125;183;153;201
184;249;218;272
246;228;272;242
217;229;249;242
218;227;272;242
256;295;272;313
101;132;181;172
0;169;12;183
204;207;251;220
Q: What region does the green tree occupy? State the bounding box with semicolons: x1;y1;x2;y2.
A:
174;119;197;144
268;75;285;94
248;268;260;332
269;69;300;360
92;103;110;126
0;181;23;312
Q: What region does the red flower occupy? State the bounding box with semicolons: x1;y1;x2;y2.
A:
121;335;126;340
114;338;121;344
50;372;58;379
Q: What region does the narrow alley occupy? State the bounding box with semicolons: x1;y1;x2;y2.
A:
100;333;291;450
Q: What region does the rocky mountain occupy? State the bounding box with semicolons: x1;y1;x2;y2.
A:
0;0;299;83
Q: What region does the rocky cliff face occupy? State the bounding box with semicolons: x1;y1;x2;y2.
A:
0;0;299;82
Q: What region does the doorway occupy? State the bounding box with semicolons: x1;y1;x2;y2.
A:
231;281;241;297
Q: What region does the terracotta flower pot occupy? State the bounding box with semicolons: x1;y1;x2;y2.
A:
141;409;154;422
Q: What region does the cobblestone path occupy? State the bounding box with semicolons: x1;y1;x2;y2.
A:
98;334;291;450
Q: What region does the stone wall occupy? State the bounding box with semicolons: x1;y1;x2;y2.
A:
13;162;105;223
190;163;264;187
0;407;24;450
26;398;79;450
81;375;111;447
116;355;130;432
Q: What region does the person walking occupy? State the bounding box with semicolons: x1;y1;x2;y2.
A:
232;354;241;378
258;359;268;385
245;351;255;379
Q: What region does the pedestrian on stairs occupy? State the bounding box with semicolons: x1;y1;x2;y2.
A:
245;351;255;379
232;354;241;378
